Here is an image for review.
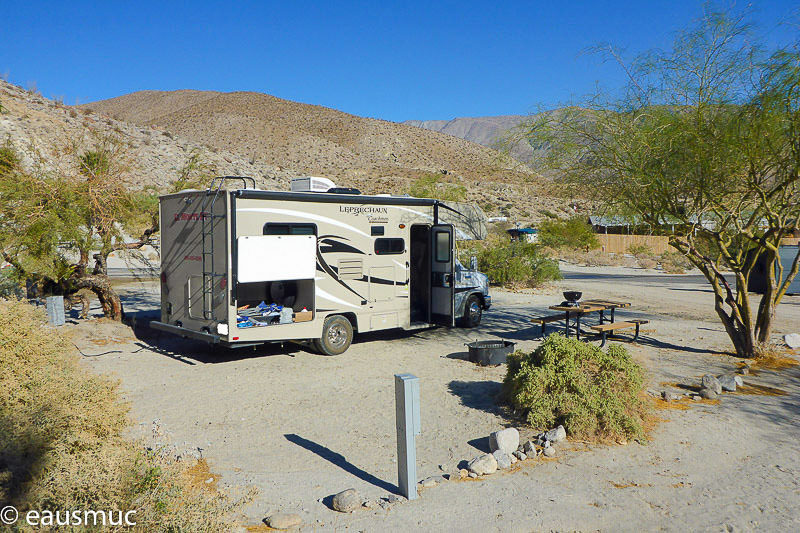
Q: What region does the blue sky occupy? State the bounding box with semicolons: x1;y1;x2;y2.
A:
1;1;797;122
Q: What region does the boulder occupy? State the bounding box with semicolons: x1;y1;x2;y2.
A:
523;440;536;455
734;375;743;387
700;388;718;400
544;425;567;443
489;428;520;454
543;446;556;457
267;513;302;530
492;450;512;470
701;374;722;395
467;453;498;476
718;375;738;392
513;450;527;461
331;489;361;513
785;333;800;349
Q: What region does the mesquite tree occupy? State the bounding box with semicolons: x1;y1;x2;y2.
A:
523;10;800;357
0;135;197;319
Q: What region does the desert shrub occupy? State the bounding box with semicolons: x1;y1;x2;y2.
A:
539;216;599;250
0;300;252;529
555;248;636;268
659;250;693;273
502;334;649;441
627;243;653;256
409;172;466;202
638;257;658;269
460;235;561;287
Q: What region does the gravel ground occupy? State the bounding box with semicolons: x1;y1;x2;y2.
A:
72;265;800;531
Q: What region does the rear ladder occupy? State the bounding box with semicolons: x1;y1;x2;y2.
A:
199;176;255;320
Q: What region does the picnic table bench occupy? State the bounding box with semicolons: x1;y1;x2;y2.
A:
590;319;649;346
530;299;647;345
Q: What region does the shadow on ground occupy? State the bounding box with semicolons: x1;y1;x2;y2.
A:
284;433;398;494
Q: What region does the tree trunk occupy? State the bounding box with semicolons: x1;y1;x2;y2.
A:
71;272;123;321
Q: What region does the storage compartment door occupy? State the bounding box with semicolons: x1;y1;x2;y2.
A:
430;224;455;326
237;235;317;282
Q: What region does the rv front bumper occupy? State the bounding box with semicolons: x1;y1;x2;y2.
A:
150;321;220;344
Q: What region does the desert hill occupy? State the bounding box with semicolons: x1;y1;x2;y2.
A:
0;80;584;222
83;90;532;183
404;115;535;162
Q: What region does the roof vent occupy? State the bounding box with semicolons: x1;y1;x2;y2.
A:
291;176;336;193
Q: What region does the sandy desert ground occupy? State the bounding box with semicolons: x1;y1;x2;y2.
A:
69;264;800;531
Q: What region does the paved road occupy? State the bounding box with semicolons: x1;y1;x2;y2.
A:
561;270;715;288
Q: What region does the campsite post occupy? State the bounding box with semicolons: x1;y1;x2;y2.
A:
395;373;420;500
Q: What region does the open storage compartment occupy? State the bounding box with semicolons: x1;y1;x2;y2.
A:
235;234;316;328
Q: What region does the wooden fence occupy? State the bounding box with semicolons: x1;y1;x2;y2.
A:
596;235;799;255
596;234;671;254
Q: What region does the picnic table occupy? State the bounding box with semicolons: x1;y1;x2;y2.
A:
531;299;647;345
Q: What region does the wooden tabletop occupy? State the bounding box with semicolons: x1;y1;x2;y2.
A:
548;304;605;313
582;299;632;308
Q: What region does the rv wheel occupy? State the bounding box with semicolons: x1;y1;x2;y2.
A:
461;295;483;328
314;315;353;356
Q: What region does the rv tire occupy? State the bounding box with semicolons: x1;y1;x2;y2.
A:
461;295;483;328
314;315;353;355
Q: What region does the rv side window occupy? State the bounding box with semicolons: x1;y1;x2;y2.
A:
434;231;451;262
374;238;404;255
263;223;317;236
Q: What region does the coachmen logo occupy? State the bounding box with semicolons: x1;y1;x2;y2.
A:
339;206;388;215
174;212;209;221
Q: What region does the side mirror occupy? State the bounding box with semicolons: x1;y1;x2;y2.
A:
470;256;478;271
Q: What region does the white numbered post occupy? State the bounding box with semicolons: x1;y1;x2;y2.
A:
395;373;420;500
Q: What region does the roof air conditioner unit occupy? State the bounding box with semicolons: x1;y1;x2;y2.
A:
291;176;336;193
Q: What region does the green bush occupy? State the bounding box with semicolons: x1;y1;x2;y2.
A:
539;216;599;249
627;243;653;256
502;334;649;441
460;235;561;287
409;172;466;202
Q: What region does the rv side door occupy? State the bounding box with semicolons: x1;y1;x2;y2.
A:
430;224;455;326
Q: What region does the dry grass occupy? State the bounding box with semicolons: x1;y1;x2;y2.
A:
0;299;253;530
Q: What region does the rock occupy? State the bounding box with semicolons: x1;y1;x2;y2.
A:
544;425;567;443
419;476;440;488
493;450;512;470
331;489;361;513
543;446;557;457
468;472;478;478
701;374;722;395
737;366;749;375
523;440;536;455
467;453;498;476
700;388;718;400
513;450;526;461
690;394;702;401
661;390;682;402
717;375;737;392
510;454;517;464
362;500;377;509
785;333;800;349
267;513;302;530
458;468;468;479
489;428;520;454
734;375;743;387
543;439;551;448
646;389;660;398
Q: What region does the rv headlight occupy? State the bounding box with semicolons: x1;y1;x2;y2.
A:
217;323;229;335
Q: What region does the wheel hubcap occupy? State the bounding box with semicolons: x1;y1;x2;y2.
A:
328;324;346;346
469;302;481;320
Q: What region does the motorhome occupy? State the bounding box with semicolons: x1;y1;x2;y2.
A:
151;177;491;354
